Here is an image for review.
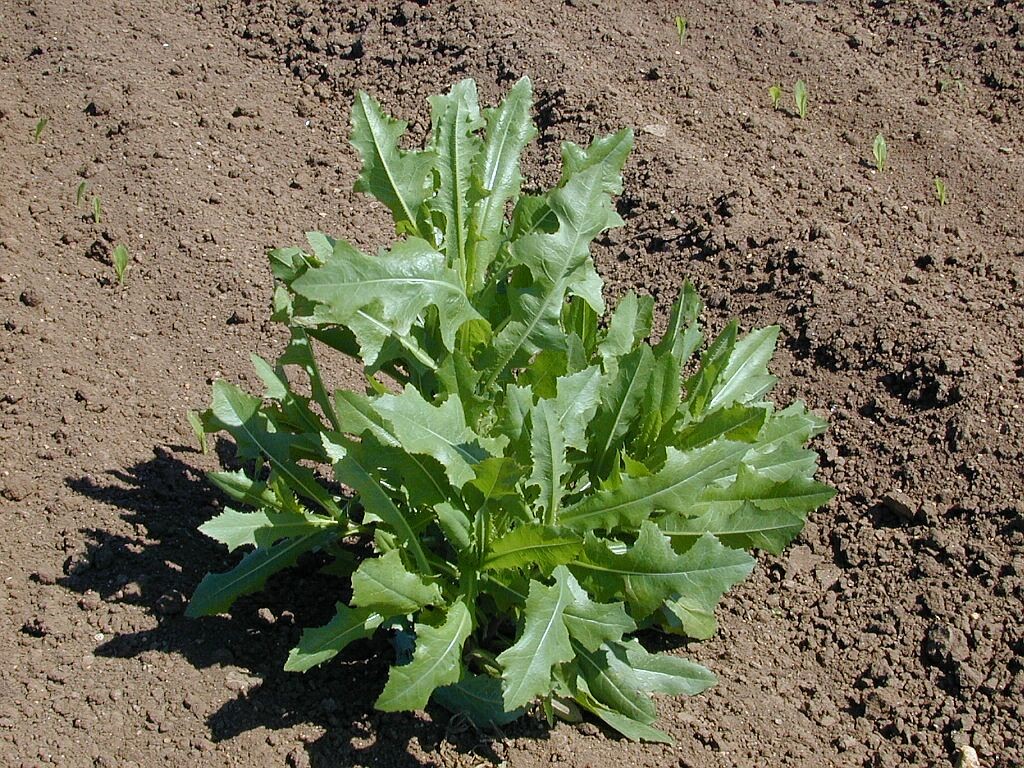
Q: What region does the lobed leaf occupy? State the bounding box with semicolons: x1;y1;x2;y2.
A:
376;599;473;711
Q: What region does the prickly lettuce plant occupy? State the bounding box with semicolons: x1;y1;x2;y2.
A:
187;78;834;741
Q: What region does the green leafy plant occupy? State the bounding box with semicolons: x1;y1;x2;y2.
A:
768;84;783;110
75;181;88;206
793;79;808;119
32;117;48;143
872;133;888;172
91;195;102;225
674;15;687;45
187;78;834;741
112;244;130;285
934;176;948;205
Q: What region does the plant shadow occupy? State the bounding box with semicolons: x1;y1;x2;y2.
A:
63;444;517;767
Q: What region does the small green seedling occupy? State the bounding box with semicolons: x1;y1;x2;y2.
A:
112;244;129;285
187;410;209;453
938;77;964;94
934;177;948;205
91;195;102;225
33;117;48;143
768;84;783;110
793;80;809;119
75;181;88;206
872;133;888;172
674;15;687;45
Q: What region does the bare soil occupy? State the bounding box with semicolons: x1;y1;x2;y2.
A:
2;0;1022;766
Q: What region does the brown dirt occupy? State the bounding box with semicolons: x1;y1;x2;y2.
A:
2;0;1022;766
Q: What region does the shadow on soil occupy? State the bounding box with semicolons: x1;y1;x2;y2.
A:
63;445;516;767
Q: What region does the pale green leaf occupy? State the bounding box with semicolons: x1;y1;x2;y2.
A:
199;507;337;552
609;639;716;695
373;384;492;489
467;76;536;292
588;345;654;480
291;238;481;365
660;534;755;638
675;403;768;451
659;503;806;555
482;525;582;573
186;530;334;617
706;326;780;411
428;79;484;285
598;291;654;367
572;523;753;624
351;550;442;615
562;572;636;651
529;398;568;519
560;441;750;532
498;567;575;709
284;604;384;672
376;599;473;711
351;90;435;235
552;365;602;451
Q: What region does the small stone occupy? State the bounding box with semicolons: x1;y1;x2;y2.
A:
641;123;668;137
20;287;43;307
924;623;970;665
286;748;310;768
226;309;251;326
882;489;917;521
31;570;57;585
256;608;275;625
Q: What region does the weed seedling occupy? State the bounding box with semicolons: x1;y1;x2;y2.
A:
674;15;687;45
33;117;48;143
91;196;102;225
872;133;888;172
112;244;129;285
768;84;783;110
793;80;808;119
934;177;948;205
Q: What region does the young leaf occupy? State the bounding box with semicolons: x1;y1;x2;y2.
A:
572;522;753;624
705;325;779;412
529;398;569;520
290;237;481;366
199;507;337;552
351;549;442;615
285;604;384;672
467;76;536;292
497;567;575;709
482;524;582;573
112;243;130;285
350;90;435;236
376;599;473;711
588;345;655;480
561;441;750;532
485;160;624;383
428;79;484;287
186;530;335;617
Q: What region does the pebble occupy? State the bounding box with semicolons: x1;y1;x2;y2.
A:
881;489;917;521
19;288;43;307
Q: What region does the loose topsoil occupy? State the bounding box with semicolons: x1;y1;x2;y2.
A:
2;0;1022;766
